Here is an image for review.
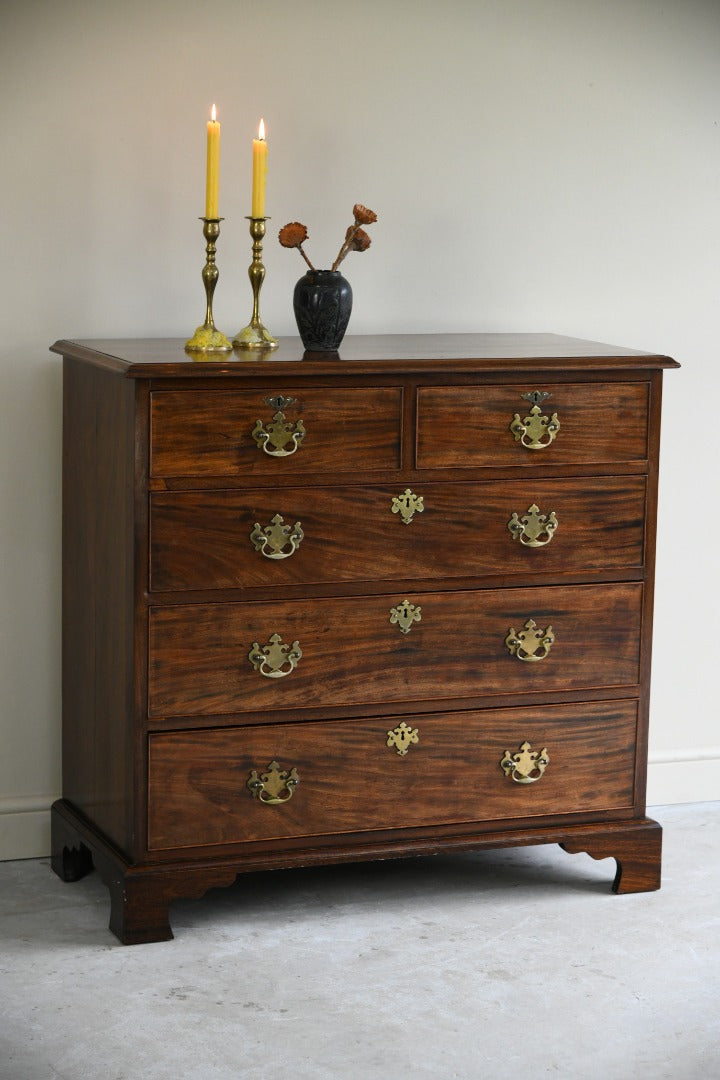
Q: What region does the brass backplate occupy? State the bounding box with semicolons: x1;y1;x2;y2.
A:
508;504;558;547
500;741;549;784
252;410;306;457
505;619;555;661
247;760;300;803
510;392;560;450
248;633;303;678
250;513;304;559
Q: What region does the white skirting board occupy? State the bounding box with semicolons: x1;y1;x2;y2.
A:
0;795;56;862
0;755;718;861
645;748;720;808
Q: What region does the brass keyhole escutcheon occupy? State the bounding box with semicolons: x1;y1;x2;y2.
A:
500;741;549;784
250;514;304;559
505;619;555;662
247;760;300;804
387;722;420;756
391;488;424;525
248;634;303;678
265;395;296;411
509;391;560;450
389;600;422;634
508;504;558;548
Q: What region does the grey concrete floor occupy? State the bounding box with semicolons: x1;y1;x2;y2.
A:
1;803;718;1080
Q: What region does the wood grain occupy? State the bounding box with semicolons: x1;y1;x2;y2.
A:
416;382;650;468
62;357;137;855
147;583;644;718
150;476;647;592
150;386;403;478
147;700;638;850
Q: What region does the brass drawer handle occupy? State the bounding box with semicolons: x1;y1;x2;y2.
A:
250;514;304;559
248;634;303;678
505;619;554;662
391;488;424;524
508;504;558;547
389;600;422;634
510;391;560;450
247;760;300;804
252;404;306;457
500;741;549;784
387;721;420;755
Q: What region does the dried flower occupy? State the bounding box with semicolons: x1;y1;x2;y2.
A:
278;204;377;273
278;221;315;269
353;204;377;225
345;225;371;252
278;222;308;248
331;205;377;270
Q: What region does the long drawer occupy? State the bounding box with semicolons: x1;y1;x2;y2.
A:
416;382;650;468
150;476;646;591
147;583;643;718
150;386;403;478
147;700;638;850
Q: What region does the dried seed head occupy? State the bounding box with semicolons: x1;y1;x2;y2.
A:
353;204;377;225
346;225;372;252
278;222;309;248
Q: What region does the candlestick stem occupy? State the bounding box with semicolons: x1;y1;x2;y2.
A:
233;217;278;350
186;217;232;353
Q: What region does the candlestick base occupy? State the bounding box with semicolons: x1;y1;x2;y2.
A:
186;217;232;354
233;217;278;351
232;323;278;349
186;325;233;352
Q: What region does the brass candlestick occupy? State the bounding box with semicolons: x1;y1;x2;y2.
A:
233;216;278;349
186;217;232;353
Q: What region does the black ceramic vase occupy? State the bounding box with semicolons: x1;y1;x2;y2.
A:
293;270;352;352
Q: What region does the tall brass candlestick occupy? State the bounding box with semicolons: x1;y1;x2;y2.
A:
186;217;232;353
233;216;278;349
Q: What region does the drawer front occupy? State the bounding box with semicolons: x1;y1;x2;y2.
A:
148;583;643;718
416;382;649;468
150;386;403;478
147;700;638;850
150;476;646;591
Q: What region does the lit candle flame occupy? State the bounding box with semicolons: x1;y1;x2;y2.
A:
258;117;265;141
211;103;217;123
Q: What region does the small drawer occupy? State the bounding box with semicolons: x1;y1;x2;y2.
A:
147;583;643;718
150;476;647;591
416;382;650;469
147;700;638;850
150;386;403;478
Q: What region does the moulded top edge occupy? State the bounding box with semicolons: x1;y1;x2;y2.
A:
51;333;680;377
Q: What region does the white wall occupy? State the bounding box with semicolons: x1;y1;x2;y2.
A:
1;0;717;859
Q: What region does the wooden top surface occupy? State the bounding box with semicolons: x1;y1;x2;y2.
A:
51;333;679;378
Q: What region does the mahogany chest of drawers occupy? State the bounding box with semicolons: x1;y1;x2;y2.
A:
50;333;678;944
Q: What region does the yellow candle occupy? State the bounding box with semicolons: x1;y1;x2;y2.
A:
205;104;220;219
251;118;267;218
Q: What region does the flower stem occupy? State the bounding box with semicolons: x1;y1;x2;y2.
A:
331;224;361;272
298;244;315;271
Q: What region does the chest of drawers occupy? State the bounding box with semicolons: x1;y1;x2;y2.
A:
50;333;678;944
